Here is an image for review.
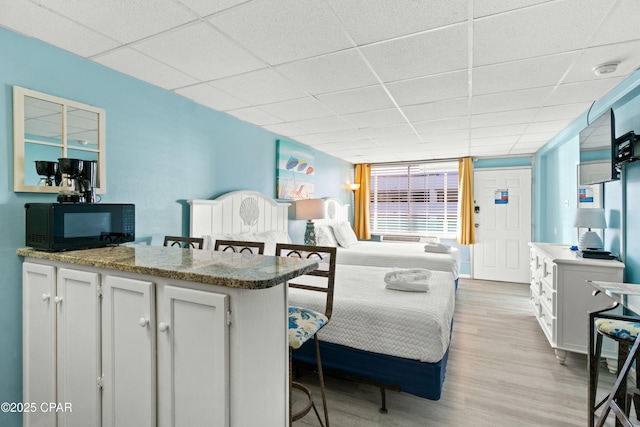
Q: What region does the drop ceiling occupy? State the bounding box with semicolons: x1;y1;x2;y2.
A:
3;0;640;164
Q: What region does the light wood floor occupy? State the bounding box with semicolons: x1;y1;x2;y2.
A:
293;278;628;426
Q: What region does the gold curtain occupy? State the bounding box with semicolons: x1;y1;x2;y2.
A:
456;157;475;245
353;164;371;240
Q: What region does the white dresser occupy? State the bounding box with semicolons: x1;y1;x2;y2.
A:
529;243;624;363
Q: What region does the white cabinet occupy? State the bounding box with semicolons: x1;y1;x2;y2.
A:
22;263;101;427
529;243;624;363
101;275;156;427
23;258;287;427
156;285;229;427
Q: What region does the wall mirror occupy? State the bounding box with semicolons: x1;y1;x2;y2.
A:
13;86;106;193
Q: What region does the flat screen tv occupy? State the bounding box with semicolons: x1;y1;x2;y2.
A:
578;108;618;185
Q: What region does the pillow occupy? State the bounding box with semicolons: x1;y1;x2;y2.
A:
316;225;338;247
330;222;358;248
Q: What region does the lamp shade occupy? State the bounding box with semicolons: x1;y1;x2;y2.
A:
348;183;360;191
295;199;325;220
573;208;606;229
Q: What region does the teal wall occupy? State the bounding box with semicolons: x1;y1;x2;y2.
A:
0;27;352;426
534;69;640;284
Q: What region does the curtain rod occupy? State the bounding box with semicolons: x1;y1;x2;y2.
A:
370;157;461;167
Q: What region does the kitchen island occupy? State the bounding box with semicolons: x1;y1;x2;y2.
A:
18;244;318;427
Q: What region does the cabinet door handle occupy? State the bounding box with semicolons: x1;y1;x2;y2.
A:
53;296;63;304
139;317;149;328
158;322;169;332
41;293;51;301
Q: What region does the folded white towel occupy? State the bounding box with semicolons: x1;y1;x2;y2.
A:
424;242;451;253
384;268;432;292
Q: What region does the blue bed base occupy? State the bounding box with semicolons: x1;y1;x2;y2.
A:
292;277;457;404
293;341;450;401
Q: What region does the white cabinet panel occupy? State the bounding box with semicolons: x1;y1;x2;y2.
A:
23;262;56;427
102;275;155;427
157;285;229;427
56;268;101;427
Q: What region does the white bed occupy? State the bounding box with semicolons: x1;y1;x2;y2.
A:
289;265;455;363
188;190;456;403
316;198;460;279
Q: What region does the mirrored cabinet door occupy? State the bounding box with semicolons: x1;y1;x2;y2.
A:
13;86;106;193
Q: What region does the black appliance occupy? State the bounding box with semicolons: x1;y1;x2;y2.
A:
25;203;135;251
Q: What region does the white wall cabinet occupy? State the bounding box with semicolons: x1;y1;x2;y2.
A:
23;258;287;427
529;243;624;363
22;262;101;427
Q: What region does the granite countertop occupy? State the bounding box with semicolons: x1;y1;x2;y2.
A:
17;245;319;290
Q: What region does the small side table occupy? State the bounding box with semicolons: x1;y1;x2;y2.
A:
588;280;640;427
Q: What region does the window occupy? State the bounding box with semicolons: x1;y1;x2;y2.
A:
369;162;458;235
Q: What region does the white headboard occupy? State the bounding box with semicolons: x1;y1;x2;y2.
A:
315;197;350;226
188;190;290;238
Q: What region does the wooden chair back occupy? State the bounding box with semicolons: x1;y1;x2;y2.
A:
214;239;265;255
163;236;204;249
275;243;337;320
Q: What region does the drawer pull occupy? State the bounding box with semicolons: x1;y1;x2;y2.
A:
158;322;169;332
41;293;50;301
54;296;62;304
139;317;149;328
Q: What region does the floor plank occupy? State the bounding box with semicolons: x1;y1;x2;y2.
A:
293;278;627;426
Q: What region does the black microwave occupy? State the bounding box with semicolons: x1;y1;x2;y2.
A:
25;203;135;251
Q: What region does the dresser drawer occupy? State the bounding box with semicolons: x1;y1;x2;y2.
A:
530;286;541;317
539;302;556;344
539;280;556;316
542;258;556;289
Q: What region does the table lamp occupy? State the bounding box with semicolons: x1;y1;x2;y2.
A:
574;208;607;251
295;199;325;246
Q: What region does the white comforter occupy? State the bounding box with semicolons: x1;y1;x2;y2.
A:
288;264;455;363
336;241;460;279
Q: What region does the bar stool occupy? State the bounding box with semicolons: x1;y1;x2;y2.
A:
591;317;640;425
163;235;204;249
276;243;336;427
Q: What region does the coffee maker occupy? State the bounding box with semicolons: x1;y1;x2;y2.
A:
57;158;98;203
35;160;61;187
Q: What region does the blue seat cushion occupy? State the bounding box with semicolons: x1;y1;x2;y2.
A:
288;306;328;350
596;318;640;341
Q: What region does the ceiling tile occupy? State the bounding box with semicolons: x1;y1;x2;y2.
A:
401;98;469;122
177;0;249;17
473;0;556;18
421;130;470;143
317;129;371;143
289;115;353;134
259;97;334;122
473;52;579;95
31;0;197;44
372;134;422;146
341;108;407;129
472;86;553;114
525;119;573;134
589;0;640;47
94;47;199;90
208;68;308;105
174;83;248;111
361;124;416;139
326;0;467;45
470;124;528;138
413;117;470;134
275;49;379;95
361;24;468;83
470;109;538;128
386;71;469;106
534;103;592;121
474;0;614;66
317;85;395;115
134;22;266;81
209;0;353;65
563;40;640;84
546;77;625;106
0;1;119;56
226;106;282;126
517;131;559;143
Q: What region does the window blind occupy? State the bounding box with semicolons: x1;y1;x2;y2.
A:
369;163;459;235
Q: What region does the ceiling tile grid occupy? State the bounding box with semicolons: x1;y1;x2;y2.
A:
4;0;640;162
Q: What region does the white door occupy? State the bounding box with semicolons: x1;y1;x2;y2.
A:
102;276;156;427
473;168;532;283
23;262;57;427
156;285;230;427
56;268;101;427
